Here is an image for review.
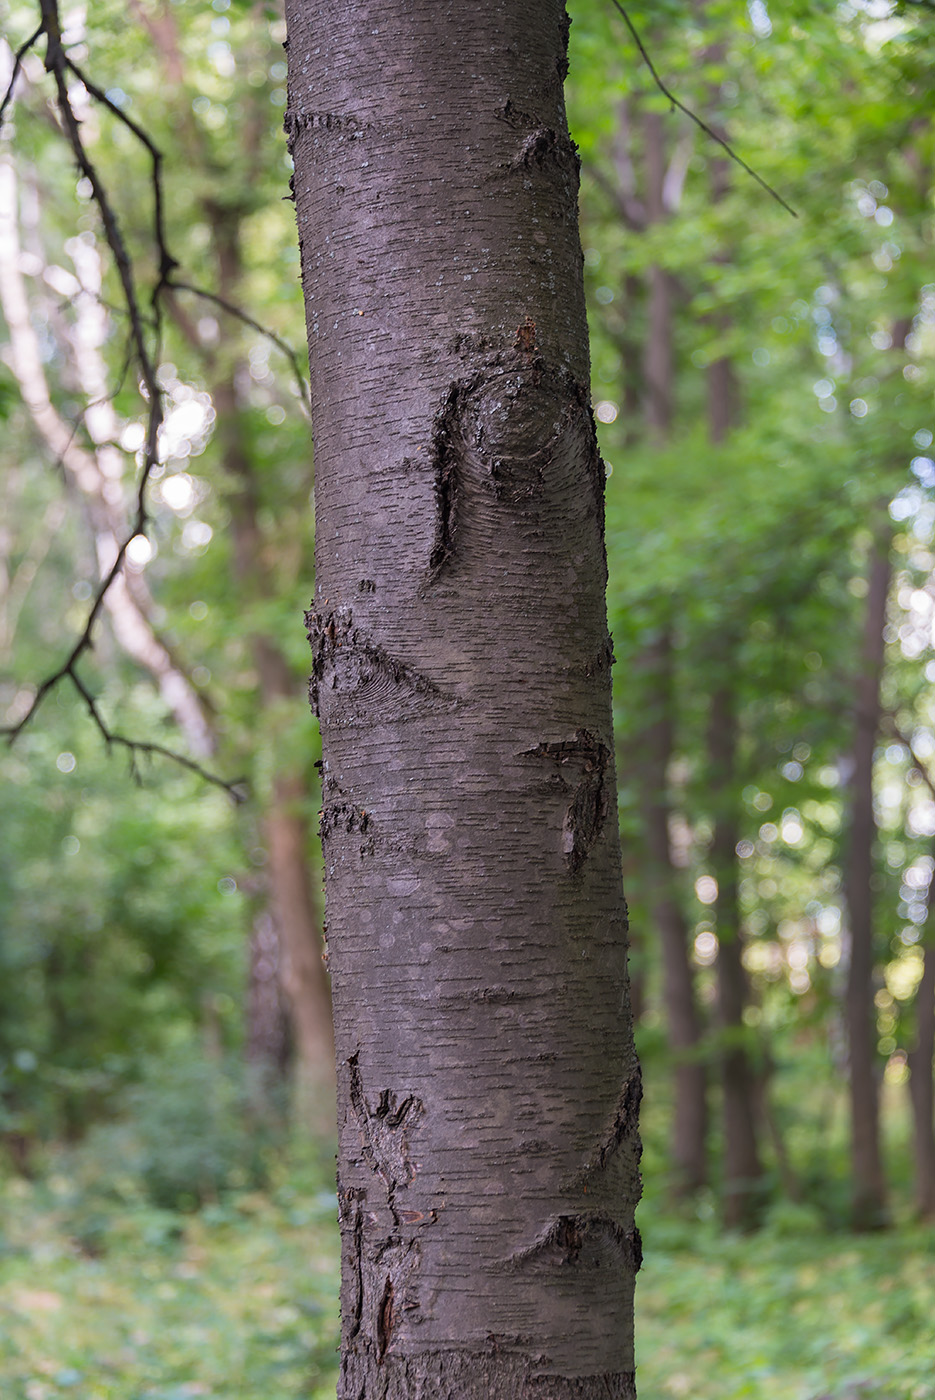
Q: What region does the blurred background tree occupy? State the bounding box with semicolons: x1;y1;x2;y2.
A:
1;0;935;1396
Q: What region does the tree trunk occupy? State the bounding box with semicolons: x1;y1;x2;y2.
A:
202;207;336;1132
844;540;890;1228
637;628;706;1197
643;111;673;440
246;907;292;1089
703;216;761;1227
708;680;763;1229
907;937;935;1218
286;3;640;1394
211;367;337;1133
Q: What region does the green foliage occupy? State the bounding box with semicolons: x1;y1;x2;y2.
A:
637;1212;935;1400
0;693;250;1151
1;4;935;1389
78;1051;282;1213
2;1151;934;1400
0;1164;341;1400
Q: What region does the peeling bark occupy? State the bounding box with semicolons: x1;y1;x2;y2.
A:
286;3;639;1393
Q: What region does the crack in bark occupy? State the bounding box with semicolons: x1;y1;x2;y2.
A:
427;381;464;579
466;985;522;1004
580;636;616;678
595;1066;642;1171
525;729;610;872
348;1052;422;1213
376;1274;394;1362
320;802;371;846
568;1066;643;1190
338;1183;366;1342
283;108;371;151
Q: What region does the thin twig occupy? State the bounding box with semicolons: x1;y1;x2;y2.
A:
607;0;798;219
4;1;303;799
0;23;43;132
167;278;311;414
6;0;164;742
883;712;935;804
68;669;246;801
65;54;178;305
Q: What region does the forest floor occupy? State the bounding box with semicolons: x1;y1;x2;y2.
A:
0;1167;933;1400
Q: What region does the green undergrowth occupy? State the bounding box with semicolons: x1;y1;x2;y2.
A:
1;1160;933;1400
636;1202;935;1400
0;1164;341;1400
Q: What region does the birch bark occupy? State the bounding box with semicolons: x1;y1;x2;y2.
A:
285;3;640;1394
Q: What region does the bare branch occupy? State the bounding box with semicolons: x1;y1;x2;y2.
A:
586;160;647;232
167;278;312;415
607;0;798;219
66;668;247;802
5;3;165;741
883;712;935;804
64;54;178;305
0;23;42;132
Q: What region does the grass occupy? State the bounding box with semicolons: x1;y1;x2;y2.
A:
0;1172;341;1400
636;1205;935;1400
2;1162;934;1399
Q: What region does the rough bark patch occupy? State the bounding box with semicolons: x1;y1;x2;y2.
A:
525;729;610;872
348;1052;423;1206
339;1348;636;1400
305;606;445;721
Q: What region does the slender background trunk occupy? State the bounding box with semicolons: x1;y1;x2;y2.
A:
844;538;890;1228
286;4;640;1394
907;934;935;1218
638;628;707;1197
708;678;763;1229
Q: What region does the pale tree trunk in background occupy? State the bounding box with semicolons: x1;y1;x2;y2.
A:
209;215;336;1134
132;0;338;1131
907;931;935;1218
286;3;640;1395
844;537;890;1228
0;157;214;755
